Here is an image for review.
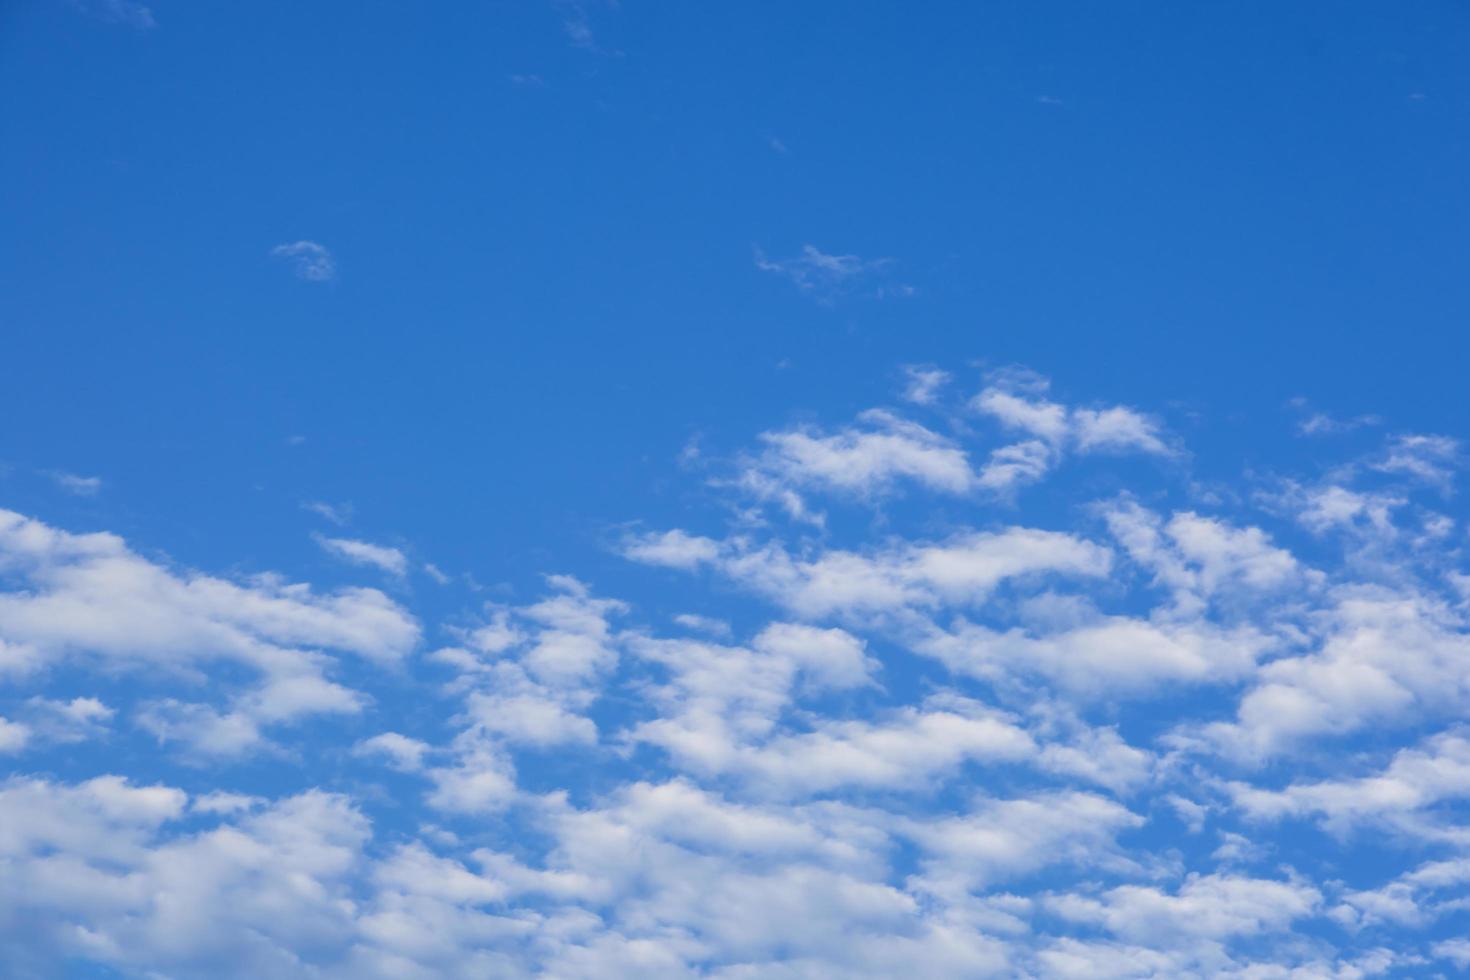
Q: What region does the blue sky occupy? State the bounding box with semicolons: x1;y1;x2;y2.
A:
3;1;1470;977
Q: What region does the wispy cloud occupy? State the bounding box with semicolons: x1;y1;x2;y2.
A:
1288;397;1381;436
302;501;352;526
754;244;912;302
552;0;617;53
73;0;155;29
314;534;409;576
49;471;102;496
271;241;336;282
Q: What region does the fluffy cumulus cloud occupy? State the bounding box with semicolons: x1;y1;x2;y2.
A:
5;366;1470;976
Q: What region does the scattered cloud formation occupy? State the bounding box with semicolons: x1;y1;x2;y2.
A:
711;370;1175;521
3;365;1470;976
270;240;336;282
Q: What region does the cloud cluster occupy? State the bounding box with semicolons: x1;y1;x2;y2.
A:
4;366;1470;976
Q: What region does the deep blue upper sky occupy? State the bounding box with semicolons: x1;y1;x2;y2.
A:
4;1;1467;587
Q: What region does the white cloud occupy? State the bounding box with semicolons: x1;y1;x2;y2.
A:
973;386;1172;458
355;732;432;772
1204;590;1470;759
625;525;1112;620
731;410;979;518
907;791;1144;895
314;534;409;576
976;438;1054;492
621;529;720;569
1228;729;1470;832
1046;873;1320;944
10;363;1470;976
1434;938;1470;969
302;500;352;525
0;509;417;757
671;612;731;637
19;695;113;744
49;471;102;496
1072;406;1172;455
271;240;336;282
0;776;371;978
0;716;30;753
968;380;1174;493
1373;433;1459;488
916;614;1271;695
900;365;951;405
754;244;900;299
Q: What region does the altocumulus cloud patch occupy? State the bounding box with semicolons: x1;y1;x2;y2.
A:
3;366;1470;978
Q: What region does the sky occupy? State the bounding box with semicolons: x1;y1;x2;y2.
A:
2;1;1470;977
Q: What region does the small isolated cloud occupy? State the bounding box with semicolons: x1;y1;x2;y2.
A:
271;241;336;282
901;366;951;406
754;244;909;302
73;0;155;29
622;529;720;570
49;471;102;496
1288;398;1381;437
302;501;352;526
314;534;408;577
553;0;617;53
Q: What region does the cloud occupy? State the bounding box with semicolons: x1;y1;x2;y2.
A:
0;716;29;753
9;362;1470;976
1202;590;1470;760
900;366;951;405
49;471;102;496
314;534;409;577
620;529;720;569
1289;399;1381;436
691;370;1178;520
623;525;1112;619
0;509;417;758
907;791;1144;895
754;244;908;301
744;410;977;503
270;240;336;282
302;500;352;525
554;1;598;49
970;381;1174;492
1227;730;1470;833
355;732;432;772
73;0;155;29
1046;873;1321;944
19;695;114;744
1373;433;1460;489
